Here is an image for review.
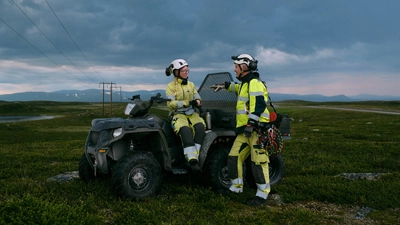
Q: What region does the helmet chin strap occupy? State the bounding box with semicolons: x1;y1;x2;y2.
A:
236;65;249;81
181;79;188;85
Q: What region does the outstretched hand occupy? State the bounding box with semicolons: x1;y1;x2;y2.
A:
210;83;225;92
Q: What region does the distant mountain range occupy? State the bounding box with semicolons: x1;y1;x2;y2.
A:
0;89;399;102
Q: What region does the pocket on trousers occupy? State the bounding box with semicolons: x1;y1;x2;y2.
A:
252;149;269;165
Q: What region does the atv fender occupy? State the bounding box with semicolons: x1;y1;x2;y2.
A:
199;129;236;168
97;151;108;173
199;131;218;168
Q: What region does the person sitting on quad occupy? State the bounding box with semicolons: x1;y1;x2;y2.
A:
165;59;206;173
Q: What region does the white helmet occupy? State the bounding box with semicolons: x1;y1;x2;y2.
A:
165;59;189;76
231;54;258;71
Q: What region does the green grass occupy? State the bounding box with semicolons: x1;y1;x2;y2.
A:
0;100;399;224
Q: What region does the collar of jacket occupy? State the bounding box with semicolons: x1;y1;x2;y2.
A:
240;72;257;83
175;77;188;85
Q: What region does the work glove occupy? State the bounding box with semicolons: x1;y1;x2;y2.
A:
244;120;256;138
190;99;199;107
210;83;226;92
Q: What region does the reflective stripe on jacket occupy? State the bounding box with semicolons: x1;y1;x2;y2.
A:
226;73;269;133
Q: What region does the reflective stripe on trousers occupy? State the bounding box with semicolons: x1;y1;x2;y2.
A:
195;143;201;154
229;178;243;193
183;146;198;161
255;183;270;199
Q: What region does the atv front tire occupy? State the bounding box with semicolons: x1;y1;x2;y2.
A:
79;154;95;183
112;151;162;199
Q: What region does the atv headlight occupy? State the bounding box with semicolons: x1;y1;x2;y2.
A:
124;103;136;115
112;127;123;137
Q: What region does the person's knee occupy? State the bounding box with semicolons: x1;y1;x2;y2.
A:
179;126;194;147
179;126;192;134
193;123;205;144
193;123;205;132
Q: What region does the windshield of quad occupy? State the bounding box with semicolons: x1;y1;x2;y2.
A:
197;72;236;114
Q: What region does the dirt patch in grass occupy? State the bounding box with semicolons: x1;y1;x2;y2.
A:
290;201;376;225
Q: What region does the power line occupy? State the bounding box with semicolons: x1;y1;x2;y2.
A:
0;17;85;83
11;0;97;83
45;0;104;81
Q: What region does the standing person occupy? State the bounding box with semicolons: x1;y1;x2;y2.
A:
165;59;206;173
211;54;270;206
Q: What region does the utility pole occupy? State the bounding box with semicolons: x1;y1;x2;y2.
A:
99;82;105;116
109;82;117;117
118;86;122;102
99;82;117;117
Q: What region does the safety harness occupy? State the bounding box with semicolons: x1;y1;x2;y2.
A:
252;80;284;156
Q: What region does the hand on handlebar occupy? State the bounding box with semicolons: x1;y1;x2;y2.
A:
210;83;225;92
190;99;200;107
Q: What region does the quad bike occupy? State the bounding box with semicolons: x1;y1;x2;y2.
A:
78;72;291;199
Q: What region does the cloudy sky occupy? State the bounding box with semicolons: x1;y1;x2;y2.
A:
1;0;399;97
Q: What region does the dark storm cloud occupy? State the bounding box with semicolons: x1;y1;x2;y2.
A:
0;0;399;96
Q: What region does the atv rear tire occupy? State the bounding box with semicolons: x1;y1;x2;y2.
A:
268;154;284;185
112;151;162;199
245;154;284;188
204;146;231;190
79;154;95;183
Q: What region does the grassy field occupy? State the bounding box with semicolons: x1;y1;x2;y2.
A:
0;100;399;224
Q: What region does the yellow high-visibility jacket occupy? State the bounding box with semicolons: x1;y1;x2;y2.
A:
226;73;269;133
166;77;201;115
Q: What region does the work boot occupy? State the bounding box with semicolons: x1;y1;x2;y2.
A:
189;159;200;173
217;188;230;196
246;196;268;206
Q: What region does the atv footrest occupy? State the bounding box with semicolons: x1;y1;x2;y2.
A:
171;168;188;174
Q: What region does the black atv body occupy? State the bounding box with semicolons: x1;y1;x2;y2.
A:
79;72;290;199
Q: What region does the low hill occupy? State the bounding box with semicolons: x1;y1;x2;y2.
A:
0;90;398;102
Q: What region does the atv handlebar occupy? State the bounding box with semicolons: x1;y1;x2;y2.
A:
149;93;171;104
149;93;202;114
